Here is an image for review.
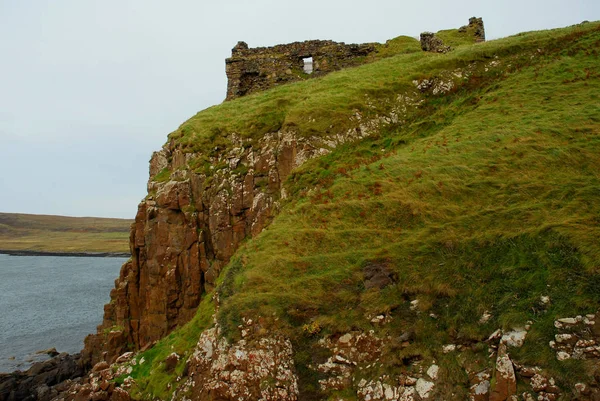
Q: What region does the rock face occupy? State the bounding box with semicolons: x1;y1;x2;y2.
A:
83;126;378;365
225;39;377;100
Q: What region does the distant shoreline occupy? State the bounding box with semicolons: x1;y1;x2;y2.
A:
0;249;130;258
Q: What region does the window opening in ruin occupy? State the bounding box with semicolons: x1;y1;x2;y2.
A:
303;57;313;74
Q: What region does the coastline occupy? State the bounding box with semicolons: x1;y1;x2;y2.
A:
0;249;130;258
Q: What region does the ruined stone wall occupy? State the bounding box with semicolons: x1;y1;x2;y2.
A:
463;16;486;42
225;40;377;100
420;16;485;53
82;125;379;365
227;18;485;100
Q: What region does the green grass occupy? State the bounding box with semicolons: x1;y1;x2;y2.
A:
214;22;600;398
131;21;600;399
123;297;214;400
0;212;132;254
371;35;422;58
158;22;599;180
436;26;480;47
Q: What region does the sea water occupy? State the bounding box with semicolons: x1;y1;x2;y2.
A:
0;254;125;373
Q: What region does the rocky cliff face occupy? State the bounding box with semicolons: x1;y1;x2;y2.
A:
82;125;383;366
82;41;491;366
49;19;600;400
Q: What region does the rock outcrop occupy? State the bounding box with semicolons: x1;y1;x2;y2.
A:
0;353;85;401
550;313;600;360
83;126;381;365
489;343;517;401
173;325;298;400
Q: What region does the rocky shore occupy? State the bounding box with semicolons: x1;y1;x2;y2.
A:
0;353;86;401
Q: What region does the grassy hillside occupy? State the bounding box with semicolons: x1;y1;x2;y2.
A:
0;213;132;254
160;23;572;179
125;21;600;399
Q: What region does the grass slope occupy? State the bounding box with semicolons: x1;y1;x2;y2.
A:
160;22;595;179
0;213;132;254
127;21;600;399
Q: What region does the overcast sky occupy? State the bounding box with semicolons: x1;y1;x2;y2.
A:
1;1;598;218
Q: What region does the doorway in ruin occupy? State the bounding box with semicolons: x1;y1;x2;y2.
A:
302;57;313;74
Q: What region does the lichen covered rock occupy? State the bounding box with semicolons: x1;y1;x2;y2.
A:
172;326;298;401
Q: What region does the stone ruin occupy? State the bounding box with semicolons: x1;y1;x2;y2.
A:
419;32;452;53
225;40;377;100
225;18;485;101
421;17;485;53
462;16;486;42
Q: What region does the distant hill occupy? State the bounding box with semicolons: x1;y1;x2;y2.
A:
0;212;132;256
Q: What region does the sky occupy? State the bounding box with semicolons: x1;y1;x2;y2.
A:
0;1;599;219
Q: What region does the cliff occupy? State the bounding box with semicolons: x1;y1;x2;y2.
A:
25;18;600;401
82;18;488;367
82;121;377;365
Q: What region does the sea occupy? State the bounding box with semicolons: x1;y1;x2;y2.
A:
0;254;126;373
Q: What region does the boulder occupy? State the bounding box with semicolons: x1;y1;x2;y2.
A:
164;353;180;372
490;344;517;401
363;261;396;289
0;353;86;401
